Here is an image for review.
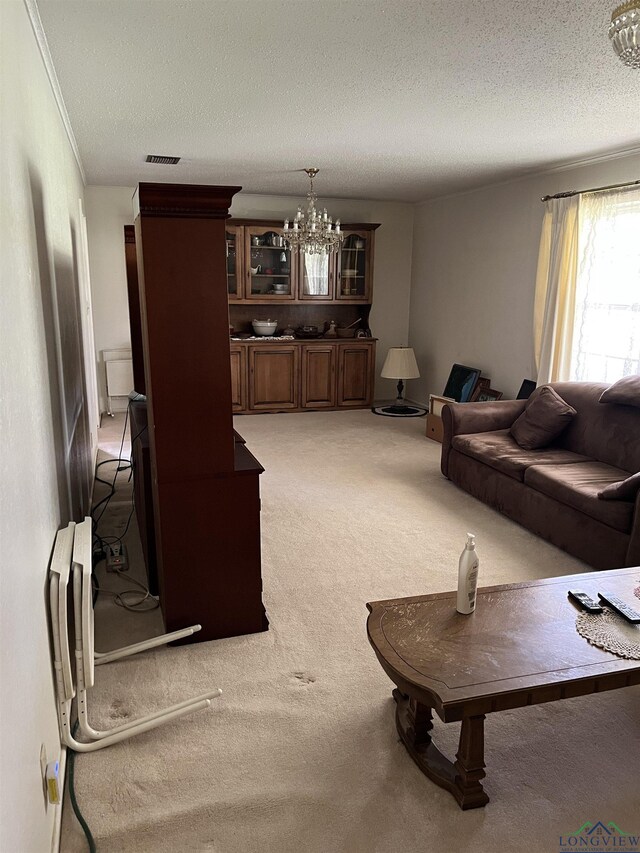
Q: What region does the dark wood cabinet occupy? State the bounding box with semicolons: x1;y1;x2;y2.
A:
249;345;299;410
230;339;375;413
132;182;267;643
338;343;374;407
301;345;336;408
230;344;247;412
337;229;374;302
226;224;244;300
124;225;146;395
225;218;379;413
244;225;295;301
227;220;378;304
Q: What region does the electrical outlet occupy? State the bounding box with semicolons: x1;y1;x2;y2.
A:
106;543;129;572
40;743;48;809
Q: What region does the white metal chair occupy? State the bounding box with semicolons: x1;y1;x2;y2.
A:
50;519;220;751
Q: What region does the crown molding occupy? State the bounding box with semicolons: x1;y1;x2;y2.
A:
420;143;640;205
23;0;86;185
134;183;242;219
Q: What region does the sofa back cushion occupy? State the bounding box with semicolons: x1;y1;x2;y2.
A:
510;386;576;450
536;382;640;473
599;375;640;408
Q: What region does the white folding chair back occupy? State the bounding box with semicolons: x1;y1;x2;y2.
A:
49;522;77;746
50;518;220;752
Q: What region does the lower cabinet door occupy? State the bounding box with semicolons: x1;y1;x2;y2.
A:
249;345;299;410
301;345;336;408
230;345;247;412
337;343;375;407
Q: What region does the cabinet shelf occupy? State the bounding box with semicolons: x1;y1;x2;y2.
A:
227;220;378;303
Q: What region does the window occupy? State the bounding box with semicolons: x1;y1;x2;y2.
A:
570;189;640;383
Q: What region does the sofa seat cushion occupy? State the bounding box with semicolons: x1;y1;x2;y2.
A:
451;430;590;482
524;461;635;533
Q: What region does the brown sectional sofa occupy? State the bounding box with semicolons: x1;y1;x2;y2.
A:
441;382;640;570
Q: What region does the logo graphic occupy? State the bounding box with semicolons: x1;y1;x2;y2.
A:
559;821;639;851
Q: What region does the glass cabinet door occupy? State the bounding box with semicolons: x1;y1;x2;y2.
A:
245;227;294;299
299;251;334;300
226;226;243;300
337;231;371;301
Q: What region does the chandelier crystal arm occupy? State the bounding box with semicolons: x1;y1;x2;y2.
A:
609;2;640;68
283;168;344;255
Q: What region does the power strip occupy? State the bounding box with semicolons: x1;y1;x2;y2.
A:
106;543;129;572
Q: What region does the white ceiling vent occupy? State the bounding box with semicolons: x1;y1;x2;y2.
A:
145;154;181;165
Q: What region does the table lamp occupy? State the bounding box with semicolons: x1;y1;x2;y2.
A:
378;347;423;416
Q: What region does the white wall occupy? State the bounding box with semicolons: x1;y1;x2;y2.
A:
0;2;93;850
85;185;135;410
408;152;640;403
85;186;415;407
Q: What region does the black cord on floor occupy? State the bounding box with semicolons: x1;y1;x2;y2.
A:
91;404;130;526
68;722;97;853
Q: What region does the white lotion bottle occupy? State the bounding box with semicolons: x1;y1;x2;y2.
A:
456;533;479;615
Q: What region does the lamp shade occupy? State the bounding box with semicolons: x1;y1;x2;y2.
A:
381;347;420;380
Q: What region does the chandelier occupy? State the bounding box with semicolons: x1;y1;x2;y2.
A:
609;2;640;68
283;168;344;255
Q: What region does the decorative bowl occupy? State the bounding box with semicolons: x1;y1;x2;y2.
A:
252;319;278;336
336;328;356;338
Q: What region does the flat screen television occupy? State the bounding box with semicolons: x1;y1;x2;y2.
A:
442;364;482;403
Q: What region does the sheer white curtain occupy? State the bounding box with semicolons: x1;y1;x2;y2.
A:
303;253;328;295
533;195;581;384
570;187;640;382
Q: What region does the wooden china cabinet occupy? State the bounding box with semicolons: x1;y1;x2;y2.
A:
131;183;268;643
227;220;379;414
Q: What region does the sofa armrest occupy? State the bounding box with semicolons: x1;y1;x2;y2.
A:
441;399;527;478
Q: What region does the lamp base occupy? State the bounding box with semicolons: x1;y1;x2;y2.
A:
372;401;427;418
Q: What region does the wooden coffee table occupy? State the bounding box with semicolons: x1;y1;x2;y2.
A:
367;567;640;809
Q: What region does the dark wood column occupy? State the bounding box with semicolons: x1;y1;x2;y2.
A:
133;182;268;642
123;225;146;395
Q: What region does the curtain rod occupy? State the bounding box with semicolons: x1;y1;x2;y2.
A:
540;178;640;202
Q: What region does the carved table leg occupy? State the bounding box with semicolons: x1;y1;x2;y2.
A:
453;715;489;809
393;691;490;810
392;688;433;747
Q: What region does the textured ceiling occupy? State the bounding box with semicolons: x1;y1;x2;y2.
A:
37;0;640;202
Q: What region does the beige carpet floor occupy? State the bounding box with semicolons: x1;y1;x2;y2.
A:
61;410;640;853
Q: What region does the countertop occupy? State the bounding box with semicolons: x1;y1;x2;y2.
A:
230;336;377;344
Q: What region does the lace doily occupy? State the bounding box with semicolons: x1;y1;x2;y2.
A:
576;609;640;660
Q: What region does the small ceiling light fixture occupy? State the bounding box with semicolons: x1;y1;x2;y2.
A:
283;168;344;255
609;2;640;68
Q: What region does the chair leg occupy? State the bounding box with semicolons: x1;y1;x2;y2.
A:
61;696;214;752
94;625;201;665
76;687;221;740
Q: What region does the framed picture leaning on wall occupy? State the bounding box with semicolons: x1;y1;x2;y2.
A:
470;386;503;402
442;364;482;402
